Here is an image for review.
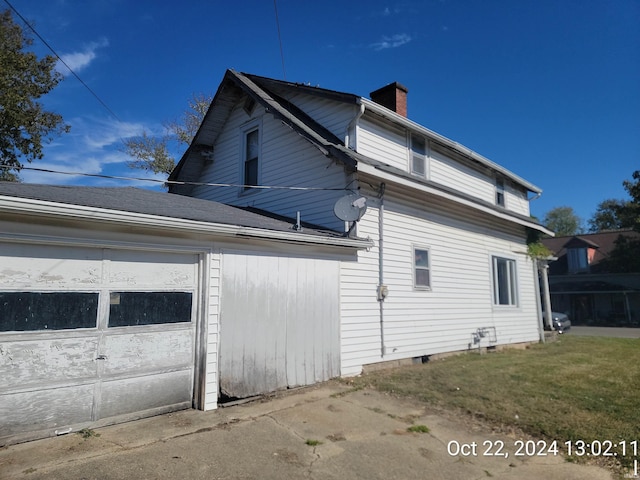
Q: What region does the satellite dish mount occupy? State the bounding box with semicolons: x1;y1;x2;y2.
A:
333;194;368;236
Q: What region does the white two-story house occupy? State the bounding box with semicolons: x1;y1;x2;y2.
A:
170;69;553;384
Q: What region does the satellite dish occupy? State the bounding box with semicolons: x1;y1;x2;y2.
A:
334;194;368;222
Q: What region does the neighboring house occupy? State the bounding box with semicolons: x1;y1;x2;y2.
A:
0;183;369;446
170;69;553;380
542;231;640;326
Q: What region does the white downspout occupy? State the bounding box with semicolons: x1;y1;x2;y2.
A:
377;183;387;357
345;102;365;150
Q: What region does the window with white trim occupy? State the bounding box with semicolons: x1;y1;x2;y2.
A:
242;126;260;191
410;134;427;177
414;247;431;289
492;256;518;306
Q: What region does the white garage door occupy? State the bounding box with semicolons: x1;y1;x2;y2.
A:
220;252;340;399
0;243;200;446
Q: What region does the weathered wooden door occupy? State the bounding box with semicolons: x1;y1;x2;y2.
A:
219;252;340;398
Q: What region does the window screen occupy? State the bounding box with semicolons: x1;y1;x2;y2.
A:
109;292;193;327
0;292;99;332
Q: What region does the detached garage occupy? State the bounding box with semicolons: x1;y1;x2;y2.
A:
0;183;368;446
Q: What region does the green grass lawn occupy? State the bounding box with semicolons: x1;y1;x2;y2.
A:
350;336;640;472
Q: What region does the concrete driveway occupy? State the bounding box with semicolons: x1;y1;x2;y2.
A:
571;326;640;338
0;383;614;480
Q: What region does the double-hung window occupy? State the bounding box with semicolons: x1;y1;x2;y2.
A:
492;256;518;306
410;134;427;177
414;247;431;289
495;178;505;207
243;126;260;191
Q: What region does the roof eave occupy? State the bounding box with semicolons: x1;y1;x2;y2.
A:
0;196;373;250
357;163;553;236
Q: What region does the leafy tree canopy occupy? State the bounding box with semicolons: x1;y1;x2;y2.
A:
0;9;70;181
622;170;640;232
587;171;640;233
588;199;636;232
123;93;211;175
543;206;582;236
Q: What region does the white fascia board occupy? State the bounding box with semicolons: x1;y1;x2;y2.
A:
0;196;372;249
358;163;554;236
360;98;542;194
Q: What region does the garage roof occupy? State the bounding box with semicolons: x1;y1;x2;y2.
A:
0;182;371;248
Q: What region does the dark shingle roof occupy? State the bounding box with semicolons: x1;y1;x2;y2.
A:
0;182;344;239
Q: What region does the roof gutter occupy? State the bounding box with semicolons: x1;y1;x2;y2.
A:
0;197;373;249
360;98;542;194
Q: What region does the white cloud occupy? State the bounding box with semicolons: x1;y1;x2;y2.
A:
20;116;166;186
57;38;109;74
370;33;412;51
80;118;149;150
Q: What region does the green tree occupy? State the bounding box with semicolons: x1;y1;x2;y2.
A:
0;9;70;181
123;93;211;175
622;170;640;232
599;234;640;273
543;206;582;236
588;199;635;232
594;171;640;273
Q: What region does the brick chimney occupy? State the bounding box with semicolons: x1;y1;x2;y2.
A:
370;82;408;117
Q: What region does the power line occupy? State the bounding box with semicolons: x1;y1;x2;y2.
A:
1;165;352;192
273;0;287;81
3;0;122;123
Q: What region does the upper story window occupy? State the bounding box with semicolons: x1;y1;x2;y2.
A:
410;134;427;177
242;126;260;192
496;178;505;207
567;248;589;273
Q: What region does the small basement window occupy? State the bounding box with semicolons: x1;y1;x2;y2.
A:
109;292;193;327
0;292;99;332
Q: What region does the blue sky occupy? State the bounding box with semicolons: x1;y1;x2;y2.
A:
6;0;640;226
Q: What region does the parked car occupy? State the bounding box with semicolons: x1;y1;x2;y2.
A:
542;312;571;334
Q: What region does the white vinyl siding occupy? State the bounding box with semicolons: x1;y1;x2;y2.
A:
191;104;350;231
357;116;409;171
357;121;532;217
279;92;356;140
430;149;496;204
340;192;538;376
504;186;531;216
